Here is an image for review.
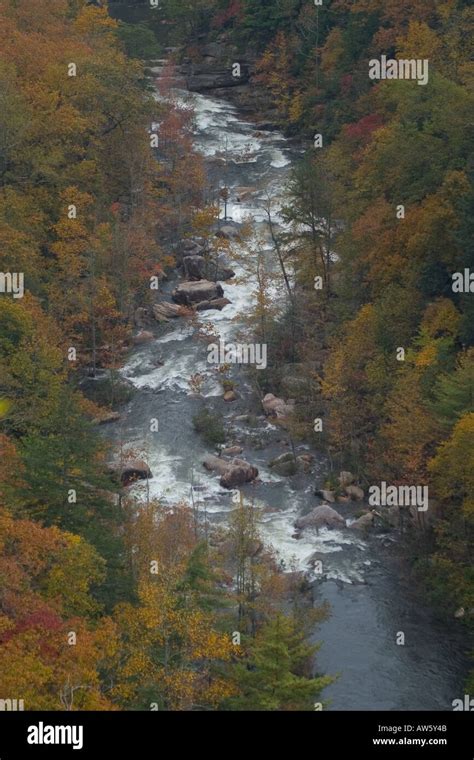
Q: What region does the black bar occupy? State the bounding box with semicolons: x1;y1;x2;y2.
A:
0;711;471;758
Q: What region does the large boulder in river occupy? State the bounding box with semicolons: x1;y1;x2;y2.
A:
120;460;152;487
269;452;298;476
214;262;236;281
349;512;374;533
183;254;206;280
203;456;229;477
262;393;295;420
316;488;336;503
172;238;206;265
183;254;235;282
152;302;184;322
295;505;346;531
186;66;249;91
195;297;231;312
220;460;259;489
172;280;224;306
203;455;258;489
345;484;364;501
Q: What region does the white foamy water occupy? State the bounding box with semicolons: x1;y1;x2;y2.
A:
270;148;291;168
122;86;366;585
130;69;470;712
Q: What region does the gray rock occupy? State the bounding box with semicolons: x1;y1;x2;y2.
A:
345;484;364;501
183;254;206;280
203;455;258;489
203;456;229;477
120;460;152;487
269;452;298;476
214;262;236;280
262;393;295;419
195;297;231;311
220;459;259;489
349;512;374;533
338;471;355;487
317;489;336;503
295;505;346;531
182;253;234;281
172;280;224;306
172;238;206;264
186;66;249;91
152;302;184;322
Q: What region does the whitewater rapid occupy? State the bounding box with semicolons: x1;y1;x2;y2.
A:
108;87;467;709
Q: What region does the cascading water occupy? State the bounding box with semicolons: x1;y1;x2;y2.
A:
107;87;467;710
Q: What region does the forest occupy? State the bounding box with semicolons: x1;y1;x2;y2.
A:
0;0;472;712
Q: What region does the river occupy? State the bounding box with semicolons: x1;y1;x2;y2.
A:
107;84;468;710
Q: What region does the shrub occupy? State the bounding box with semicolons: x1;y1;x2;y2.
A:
192;408;226;445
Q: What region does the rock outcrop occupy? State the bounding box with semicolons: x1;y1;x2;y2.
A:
349;512;374;532
152;302;184;322
295;505;346;531
182;254;235;281
262;393;295;419
345;484;365;501
172;280;224;306
186;65;250;91
182;254;206;280
203;455;258;489
195;297;231;311
120;460;153;487
269;452;298;476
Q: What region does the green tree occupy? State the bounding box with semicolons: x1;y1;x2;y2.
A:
226;612;333;711
432;349;474;430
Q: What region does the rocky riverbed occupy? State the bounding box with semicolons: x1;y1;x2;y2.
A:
103;78;468;710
